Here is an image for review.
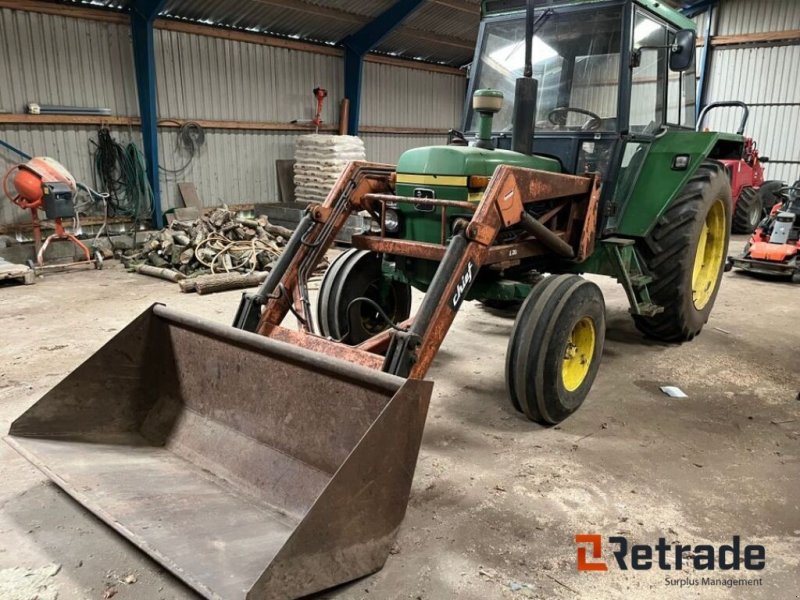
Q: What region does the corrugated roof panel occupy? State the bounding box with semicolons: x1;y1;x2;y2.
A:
400;1;479;42
376;29;474;65
51;0;480;65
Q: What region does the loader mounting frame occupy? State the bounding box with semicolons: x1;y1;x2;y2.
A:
235;161;602;379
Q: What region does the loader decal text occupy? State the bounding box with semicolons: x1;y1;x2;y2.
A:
451;260;475;309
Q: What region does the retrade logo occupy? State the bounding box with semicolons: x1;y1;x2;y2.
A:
575;535;765;572
575;534;608;571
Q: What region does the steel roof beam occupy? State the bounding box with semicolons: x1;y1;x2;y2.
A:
681;0;718;19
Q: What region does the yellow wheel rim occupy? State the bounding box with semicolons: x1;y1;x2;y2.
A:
561;317;596;392
691;198;726;310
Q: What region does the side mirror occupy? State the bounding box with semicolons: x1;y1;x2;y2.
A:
670;29;696;71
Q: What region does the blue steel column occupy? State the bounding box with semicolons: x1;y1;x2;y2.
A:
341;0;426;136
130;0;167;228
681;1;719;122
344;47;365;136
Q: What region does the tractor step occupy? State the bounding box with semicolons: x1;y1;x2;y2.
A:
630;302;664;317
629;274;653;287
601;239;663;317
602;236;636;247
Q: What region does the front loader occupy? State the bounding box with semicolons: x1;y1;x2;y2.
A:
7;1;738;599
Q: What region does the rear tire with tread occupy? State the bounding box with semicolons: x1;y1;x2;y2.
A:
732;186;761;233
633;160;731;342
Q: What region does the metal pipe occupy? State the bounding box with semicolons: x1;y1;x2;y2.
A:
519;212;575;258
255;214;314;301
364;193;476;211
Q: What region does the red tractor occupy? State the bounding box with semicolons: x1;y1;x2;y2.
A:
697;101;783;233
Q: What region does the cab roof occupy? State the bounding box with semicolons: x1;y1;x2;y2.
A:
482;0;696;32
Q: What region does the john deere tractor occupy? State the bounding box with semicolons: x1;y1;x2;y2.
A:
308;0;737;423
4;2;744;596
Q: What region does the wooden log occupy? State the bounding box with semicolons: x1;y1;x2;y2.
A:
135;264;185;282
179;278;198;293
193;271;270;295
241;216;294;240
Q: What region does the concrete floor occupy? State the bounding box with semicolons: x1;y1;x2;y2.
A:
1;235;798;600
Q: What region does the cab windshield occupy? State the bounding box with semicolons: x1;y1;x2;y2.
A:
467;5;624;133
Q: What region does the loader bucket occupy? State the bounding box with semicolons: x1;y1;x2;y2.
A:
5;304;432;600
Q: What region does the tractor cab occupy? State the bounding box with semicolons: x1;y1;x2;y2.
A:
465;0;697;196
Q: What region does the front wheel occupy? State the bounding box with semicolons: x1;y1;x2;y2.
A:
505;275;606;424
634;160;732;342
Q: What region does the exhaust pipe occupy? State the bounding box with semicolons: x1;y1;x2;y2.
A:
511;78;537;155
512;0;538;155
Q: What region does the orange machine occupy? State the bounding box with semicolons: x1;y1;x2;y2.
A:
3;157;102;270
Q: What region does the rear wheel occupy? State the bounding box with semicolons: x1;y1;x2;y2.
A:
316;249;411;345
634;160;731;342
732;186;761;233
506;275;606;424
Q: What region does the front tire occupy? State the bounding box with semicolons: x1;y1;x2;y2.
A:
634;161;731;342
732;186;761;233
506;275;606;424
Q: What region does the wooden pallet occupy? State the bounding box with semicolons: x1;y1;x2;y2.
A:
0;259;35;285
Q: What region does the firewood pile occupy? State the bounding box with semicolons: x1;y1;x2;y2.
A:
122;207;328;294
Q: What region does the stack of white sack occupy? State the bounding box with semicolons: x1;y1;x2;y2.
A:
293;135;366;203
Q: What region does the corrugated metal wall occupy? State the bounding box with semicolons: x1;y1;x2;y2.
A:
0;7;466;227
0;9;137;115
362;133;449;165
716;0;800;36
704;0;800;184
361;62;464;129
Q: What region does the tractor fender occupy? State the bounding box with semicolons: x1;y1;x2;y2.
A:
614;130;737;238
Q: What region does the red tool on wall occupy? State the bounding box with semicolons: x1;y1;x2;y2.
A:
312;86;328;133
2;157;103;271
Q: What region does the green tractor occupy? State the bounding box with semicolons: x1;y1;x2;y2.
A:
4;3;744;595
312;0;735;423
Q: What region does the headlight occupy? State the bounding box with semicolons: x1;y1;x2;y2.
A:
370;208;401;233
384;208;400;233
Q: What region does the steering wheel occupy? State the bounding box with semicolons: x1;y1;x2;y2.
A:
547;107;603;131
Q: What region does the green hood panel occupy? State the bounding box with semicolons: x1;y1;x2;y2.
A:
396;145;561;177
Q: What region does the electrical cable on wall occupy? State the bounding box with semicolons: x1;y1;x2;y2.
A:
92;128;154;222
158;120;206;174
